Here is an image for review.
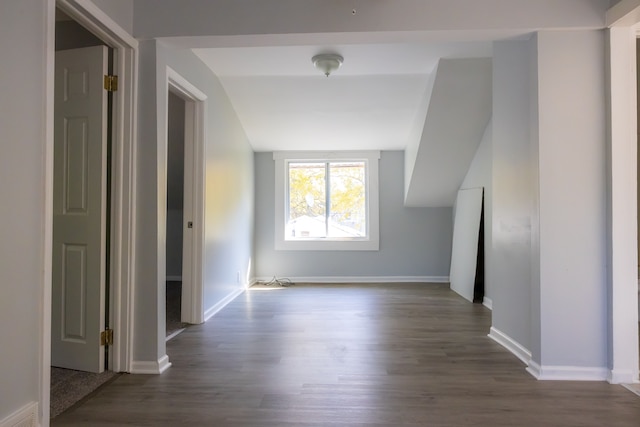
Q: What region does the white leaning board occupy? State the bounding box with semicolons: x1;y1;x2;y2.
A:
449;187;483;302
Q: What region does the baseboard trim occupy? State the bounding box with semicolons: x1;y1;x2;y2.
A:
527;361;608;381
608;368;639;385
482;296;493;310
203;287;245;322
0;401;38;427
253;276;450;284
130;355;172;374
165;327;186;342
488;327;531;365
166;275;182;282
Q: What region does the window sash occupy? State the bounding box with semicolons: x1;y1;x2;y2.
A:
285;160;368;241
274;151;380;251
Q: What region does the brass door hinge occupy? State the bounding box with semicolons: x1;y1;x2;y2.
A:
101;328;114;346
104;75;118;92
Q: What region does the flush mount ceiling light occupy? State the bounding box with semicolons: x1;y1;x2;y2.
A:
312;53;344;77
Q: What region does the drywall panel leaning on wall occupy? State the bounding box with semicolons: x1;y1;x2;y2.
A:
450;187;483;302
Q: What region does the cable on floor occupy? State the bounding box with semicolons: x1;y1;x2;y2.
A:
261;276;294;287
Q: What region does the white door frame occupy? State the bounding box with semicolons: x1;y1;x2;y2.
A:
606;1;640;384
166;67;207;325
42;0;138;418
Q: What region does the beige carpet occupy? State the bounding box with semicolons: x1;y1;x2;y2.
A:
50;367;119;418
166;280;188;337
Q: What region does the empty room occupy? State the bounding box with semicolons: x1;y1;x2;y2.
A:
1;1;640;426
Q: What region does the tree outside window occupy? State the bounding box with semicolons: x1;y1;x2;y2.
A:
287;161;366;239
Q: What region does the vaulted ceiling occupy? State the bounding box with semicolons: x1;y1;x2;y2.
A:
138;0;610;206
193;41;492;153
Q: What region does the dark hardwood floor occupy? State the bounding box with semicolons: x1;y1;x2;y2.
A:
53;283;640;426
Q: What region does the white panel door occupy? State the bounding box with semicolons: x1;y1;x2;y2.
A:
51;46;108;373
449;187;483;303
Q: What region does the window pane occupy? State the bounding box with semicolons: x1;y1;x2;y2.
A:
287;162;326;238
329;161;366;237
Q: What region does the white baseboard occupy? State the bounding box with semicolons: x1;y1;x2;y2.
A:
203;287;245;322
482;296;493;310
527;361;608;381
130;355;172;374
0;402;38;427
488;327;531;365
166;275;182;282
157;355;171;373
608;368;639;385
253;276;450;284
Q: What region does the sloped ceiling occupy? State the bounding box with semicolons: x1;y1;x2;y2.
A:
137;0;609;206
405;58;493;207
193;42;492;152
191;42;494;206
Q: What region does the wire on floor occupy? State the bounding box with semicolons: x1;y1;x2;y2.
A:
261;276;294;287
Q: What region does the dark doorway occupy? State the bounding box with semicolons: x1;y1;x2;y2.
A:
166;91;188;338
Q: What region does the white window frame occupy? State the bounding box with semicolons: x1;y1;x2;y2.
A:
274;151;380;251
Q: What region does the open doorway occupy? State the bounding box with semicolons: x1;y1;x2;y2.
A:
165;69;207;330
50;7;118;418
166;91;188;339
43;0;137;419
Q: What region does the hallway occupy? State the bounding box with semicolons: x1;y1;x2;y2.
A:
53;283;640;426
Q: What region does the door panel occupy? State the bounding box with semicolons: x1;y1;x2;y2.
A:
51;46;108;373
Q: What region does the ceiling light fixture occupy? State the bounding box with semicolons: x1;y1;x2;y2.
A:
312;53;344;77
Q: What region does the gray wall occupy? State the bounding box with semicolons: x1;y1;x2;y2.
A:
134;40;255;364
0;0;50;422
254;151;453;280
90;0;133;35
132;0;608;40
491;31;608;372
535;30;607;370
491;38;536;355
459;121;493;301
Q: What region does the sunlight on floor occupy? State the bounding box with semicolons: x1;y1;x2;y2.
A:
248;285;287;291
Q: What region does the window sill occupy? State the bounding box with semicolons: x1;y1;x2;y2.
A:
275;238;379;251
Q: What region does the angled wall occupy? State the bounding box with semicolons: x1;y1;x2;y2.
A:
404;58;492;207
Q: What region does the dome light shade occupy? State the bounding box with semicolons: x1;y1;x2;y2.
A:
312;54;344;77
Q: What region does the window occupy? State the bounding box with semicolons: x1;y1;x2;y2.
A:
274;151;379;251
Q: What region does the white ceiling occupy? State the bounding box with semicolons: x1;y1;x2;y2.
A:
193;41;492;152
142;0;608;206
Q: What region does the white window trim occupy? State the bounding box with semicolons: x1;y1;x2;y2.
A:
274;151;380;251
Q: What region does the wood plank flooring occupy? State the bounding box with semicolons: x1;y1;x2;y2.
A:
52;283;640;426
